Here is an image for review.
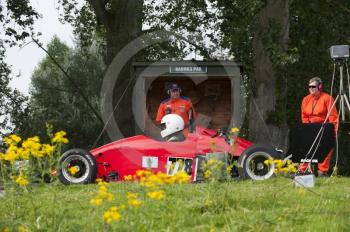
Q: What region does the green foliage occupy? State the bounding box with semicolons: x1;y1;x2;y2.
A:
57;1;103;50
0;0;38;137
57;0;225;61
0;42;28;137
144;0;219;59
216;1;350;165
1;178;350;230
286;1;350;170
13;37;105;149
215;0;265;72
0;127;68;186
287;1;350;124
0;0;40;46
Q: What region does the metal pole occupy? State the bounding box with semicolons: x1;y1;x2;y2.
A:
343;94;350;115
340;65;345;121
346;61;350;100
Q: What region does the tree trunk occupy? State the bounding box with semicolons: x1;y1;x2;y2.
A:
249;0;289;150
90;0;143;137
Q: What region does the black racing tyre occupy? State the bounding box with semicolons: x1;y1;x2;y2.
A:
58;149;97;185
238;144;283;180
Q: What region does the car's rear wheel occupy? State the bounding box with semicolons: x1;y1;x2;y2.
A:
238;145;282;180
58;149;97;185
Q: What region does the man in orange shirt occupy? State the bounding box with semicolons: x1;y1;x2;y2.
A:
300;77;339;176
156;83;196;128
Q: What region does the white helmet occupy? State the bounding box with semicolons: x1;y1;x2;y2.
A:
160;114;184;138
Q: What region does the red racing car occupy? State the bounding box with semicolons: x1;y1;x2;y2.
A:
58;126;283;184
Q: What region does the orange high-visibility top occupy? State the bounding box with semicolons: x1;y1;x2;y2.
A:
156;96;196;125
301;92;339;132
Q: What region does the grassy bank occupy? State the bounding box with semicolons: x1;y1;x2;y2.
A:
1;177;350;231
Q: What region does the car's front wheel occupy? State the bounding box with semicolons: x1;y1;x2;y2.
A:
58;149;97;185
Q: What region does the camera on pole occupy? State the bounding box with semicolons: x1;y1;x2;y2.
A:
329;45;350;122
329;45;349;59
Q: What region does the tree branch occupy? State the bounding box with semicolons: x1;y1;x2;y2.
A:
88;0;111;31
141;28;212;59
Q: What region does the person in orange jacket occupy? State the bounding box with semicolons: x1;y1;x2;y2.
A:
300;77;339;176
156;83;196;127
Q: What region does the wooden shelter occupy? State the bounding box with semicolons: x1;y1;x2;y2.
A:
132;61;243;137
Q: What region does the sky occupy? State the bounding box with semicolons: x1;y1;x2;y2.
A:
6;0;75;95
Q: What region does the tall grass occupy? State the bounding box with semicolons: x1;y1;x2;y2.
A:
1;177;350;231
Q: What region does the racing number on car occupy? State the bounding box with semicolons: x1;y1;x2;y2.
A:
184;159;192;174
167;157;192;175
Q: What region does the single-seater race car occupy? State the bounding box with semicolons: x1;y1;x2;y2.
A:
58;126;284;185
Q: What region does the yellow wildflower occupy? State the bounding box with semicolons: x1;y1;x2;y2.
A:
90;197;103;206
127;192;138;199
204;170;211;179
103;206;121;224
98;181;107;190
123;175;134;181
147;174;164;185
18;225;28;232
207;159;215;165
127;192;142;207
288;165;297;173
23;136;40;144
17;148;30;160
136;170;152;178
41;144;55;156
141;180;155;189
15;175;29;186
90;180;115;205
271;159;298;175
3;147;19;162
230;127;239;133
173;171;190;183
161;174;176;185
99;190;114;202
128;199;142;207
96;180;104;188
68;166;79;175
22;137;42;157
147;190;165;200
3;134;22;145
298;188;306;196
52;131;69;144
